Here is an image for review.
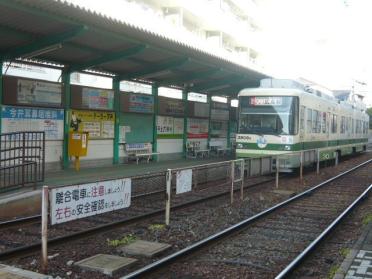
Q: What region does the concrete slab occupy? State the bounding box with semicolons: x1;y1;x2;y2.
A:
74;254;137;276
119;240;171;258
335;223;372;279
0;264;51;279
272;189;296;196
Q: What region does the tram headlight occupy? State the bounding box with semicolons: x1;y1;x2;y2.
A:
284;145;291;151
237;143;243;149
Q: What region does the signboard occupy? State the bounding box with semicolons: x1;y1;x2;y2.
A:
17;79;62;106
158;97;184;116
82;88;114;110
1;105;64;140
193;102;209;118
211;109;229;121
157;116;184;138
250;96;282;106
187;118;209;139
128;94;154;113
176;169;192;194
212;102;228;110
50;178;131;225
70;110;115;139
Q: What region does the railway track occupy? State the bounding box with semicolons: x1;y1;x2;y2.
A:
122;158;372;279
0;175;276;260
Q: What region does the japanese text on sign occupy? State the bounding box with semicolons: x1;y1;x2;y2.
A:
50;178;131;225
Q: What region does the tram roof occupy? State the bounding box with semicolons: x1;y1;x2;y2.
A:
0;0;269;97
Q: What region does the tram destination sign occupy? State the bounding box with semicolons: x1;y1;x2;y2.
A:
50;178;131;225
250;96;282;106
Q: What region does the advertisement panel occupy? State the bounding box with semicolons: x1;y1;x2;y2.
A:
187;118;209;139
17;79;62;106
157;116;184;139
128;94;154;113
211;109;229;121
1;105;64;140
158;97;184;116
193;102;209;118
70;110;115;139
50;178;131;225
82;88;114;110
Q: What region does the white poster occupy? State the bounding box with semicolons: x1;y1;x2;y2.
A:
176;169;192;194
50;178;131;225
157;116;174;135
1;106;64;140
173;117;184;134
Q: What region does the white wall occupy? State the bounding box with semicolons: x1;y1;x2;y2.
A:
45;141;63;163
157;139;183;154
81;139;113;161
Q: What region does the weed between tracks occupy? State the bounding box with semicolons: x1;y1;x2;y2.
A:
106;234;137;247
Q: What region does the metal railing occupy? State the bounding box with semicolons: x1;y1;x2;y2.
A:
0;131;45;191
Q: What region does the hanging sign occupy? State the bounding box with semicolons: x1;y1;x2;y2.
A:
50;178;131;225
128;94;154;113
176;169;192;194
158;97;184;116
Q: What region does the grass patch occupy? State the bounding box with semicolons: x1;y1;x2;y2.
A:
107;234;137;247
340;247;350;258
328;265;339;279
148;223;166;232
362;213;372;225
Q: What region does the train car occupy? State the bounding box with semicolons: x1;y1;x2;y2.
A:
235;79;369;170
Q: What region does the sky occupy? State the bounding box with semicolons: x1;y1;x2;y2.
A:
258;0;372;106
64;0;372;106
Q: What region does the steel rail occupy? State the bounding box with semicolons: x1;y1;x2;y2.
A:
121;158;372;279
0;176;275;260
275;183;372;279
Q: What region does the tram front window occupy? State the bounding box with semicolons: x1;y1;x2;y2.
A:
239;96;298;135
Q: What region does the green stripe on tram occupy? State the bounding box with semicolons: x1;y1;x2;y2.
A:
238;138;368;151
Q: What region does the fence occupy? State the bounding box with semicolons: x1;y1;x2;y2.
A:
0;131;45;191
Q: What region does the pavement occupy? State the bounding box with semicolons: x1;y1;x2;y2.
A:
335;222;372;278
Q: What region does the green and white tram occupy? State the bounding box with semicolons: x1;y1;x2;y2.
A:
236;79;369;169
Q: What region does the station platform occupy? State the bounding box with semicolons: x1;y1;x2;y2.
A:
335;222;372;279
0;157;231;220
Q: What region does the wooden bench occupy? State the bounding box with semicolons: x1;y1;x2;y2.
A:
134;152;160;164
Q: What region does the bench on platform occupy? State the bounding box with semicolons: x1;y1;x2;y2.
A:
134;152;160;164
217;147;231;156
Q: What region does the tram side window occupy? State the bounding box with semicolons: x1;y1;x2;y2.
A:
300;106;305;131
313;109;320;133
307;108;312;133
321;112;327;133
331;114;338;133
340;116;345;134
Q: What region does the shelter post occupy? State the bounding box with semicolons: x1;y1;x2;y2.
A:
0;61;3;133
227;97;231;149
207;95;212;149
182;88;188;158
152;84;159;159
62;70;71;169
113;77;120;164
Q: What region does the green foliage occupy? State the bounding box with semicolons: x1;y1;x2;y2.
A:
107;234;137;247
148;223;166;232
362;213;372;225
340;247;350;257
328;265;339;279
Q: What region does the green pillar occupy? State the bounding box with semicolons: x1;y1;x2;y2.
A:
182;88;188;157
207;95;212;149
227;98;231;148
152;84;158;155
113;77;120;164
62;70;71;169
0;62;3;133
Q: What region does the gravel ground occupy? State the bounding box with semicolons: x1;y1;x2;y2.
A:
2;152;372;279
